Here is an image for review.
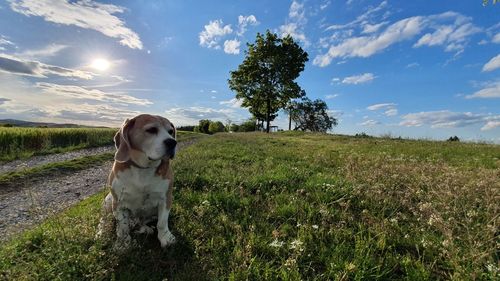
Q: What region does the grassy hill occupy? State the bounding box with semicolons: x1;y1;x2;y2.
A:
0;132;498;280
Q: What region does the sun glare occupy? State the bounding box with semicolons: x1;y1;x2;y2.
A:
91;58;110;71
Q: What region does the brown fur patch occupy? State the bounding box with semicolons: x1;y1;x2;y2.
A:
155;159;170;179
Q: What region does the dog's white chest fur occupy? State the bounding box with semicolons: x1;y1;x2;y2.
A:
113;167;169;218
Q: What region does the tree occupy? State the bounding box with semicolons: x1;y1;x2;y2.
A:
228;30;308;133
194;119;210;134
239;118;257;132
291;98;338;132
208;121;225;134
284;97;303;130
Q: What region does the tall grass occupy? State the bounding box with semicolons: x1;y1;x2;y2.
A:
0;127;117;162
0;132;497;280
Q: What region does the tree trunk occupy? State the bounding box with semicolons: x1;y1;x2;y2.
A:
266;98;271;133
288;114;292;131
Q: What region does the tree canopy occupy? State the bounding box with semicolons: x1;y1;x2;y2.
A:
228;30;308;133
290;98;338;133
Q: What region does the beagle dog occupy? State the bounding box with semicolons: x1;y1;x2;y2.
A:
97;114;177;249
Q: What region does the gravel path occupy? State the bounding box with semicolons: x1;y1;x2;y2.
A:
0;145;115;175
0;139;200;242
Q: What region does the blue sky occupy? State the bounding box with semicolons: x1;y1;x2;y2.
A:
0;0;499;142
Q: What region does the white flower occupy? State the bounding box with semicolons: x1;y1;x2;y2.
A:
312;225;319;229
269;239;284;248
289;239;303;250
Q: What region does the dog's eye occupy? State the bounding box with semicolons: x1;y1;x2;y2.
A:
146;127;158;134
168;129;174;135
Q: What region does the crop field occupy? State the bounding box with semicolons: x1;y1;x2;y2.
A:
0;127;117;162
0;132;499;280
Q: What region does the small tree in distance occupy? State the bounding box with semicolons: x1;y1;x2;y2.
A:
208;121;225;134
291;98;338;132
228;30;308;133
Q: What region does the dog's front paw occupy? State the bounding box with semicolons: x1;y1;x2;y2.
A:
158;231;176;248
135;225;155;235
113;235;132;252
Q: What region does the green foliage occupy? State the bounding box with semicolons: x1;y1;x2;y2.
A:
0;127;116;162
447;136;460;142
1;133;498;280
290;98;338;132
194;119;211;134
208;121;225;134
228;30;308;132
238;118;257;132
177;125;196;132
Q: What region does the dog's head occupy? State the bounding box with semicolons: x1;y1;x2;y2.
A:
114;114;177;164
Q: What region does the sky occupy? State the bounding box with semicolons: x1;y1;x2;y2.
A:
0;0;499;142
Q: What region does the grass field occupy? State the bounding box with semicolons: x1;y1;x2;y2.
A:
0;132;498;280
0;127;117;162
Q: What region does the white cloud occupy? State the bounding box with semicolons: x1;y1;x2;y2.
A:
0;53;93;79
0;74;142;126
16;44;67;59
279;1;309;47
199;20;233;49
35;82;152;106
367;103;398;116
493;33;500;43
400;110;500;130
465;82;500;99
9;0;142;49
223;39;241;55
320;1;331;10
164;106;241;125
314;11;480;67
366;103;395;111
362;21;388;34
384;108;398;116
482;54;500;72
342;73;376;84
237;15;259;36
482;118;500;131
359;119;380;126
325;94;339;99
406;62;420;68
315;16;422;66
413;14;481;53
0;35;15;50
219;98;243;108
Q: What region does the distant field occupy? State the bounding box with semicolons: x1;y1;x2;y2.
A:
0;132;498;280
0;127;117;162
0;128;197;162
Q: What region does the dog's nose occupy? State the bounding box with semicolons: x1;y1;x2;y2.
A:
164;138;177;148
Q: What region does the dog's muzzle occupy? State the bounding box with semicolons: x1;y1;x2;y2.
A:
164;138;177;159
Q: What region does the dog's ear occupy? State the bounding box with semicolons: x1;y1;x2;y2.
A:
171;121;176;139
114;118;135;162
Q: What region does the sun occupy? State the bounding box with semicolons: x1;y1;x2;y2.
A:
90;58;110;71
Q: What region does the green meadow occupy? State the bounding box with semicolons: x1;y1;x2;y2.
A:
0;132;498;280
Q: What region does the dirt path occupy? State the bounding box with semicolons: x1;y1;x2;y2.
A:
0;139;200;242
0;145;115;175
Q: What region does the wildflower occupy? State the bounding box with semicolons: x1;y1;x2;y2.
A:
312;225;319;229
289;239;303;250
269;239;284;248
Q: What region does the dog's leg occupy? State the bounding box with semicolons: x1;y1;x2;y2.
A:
157;185;175;248
114;208;132;251
96;193;114;239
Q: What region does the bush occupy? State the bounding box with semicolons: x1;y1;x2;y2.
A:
208;121;225;134
447;136;460;142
